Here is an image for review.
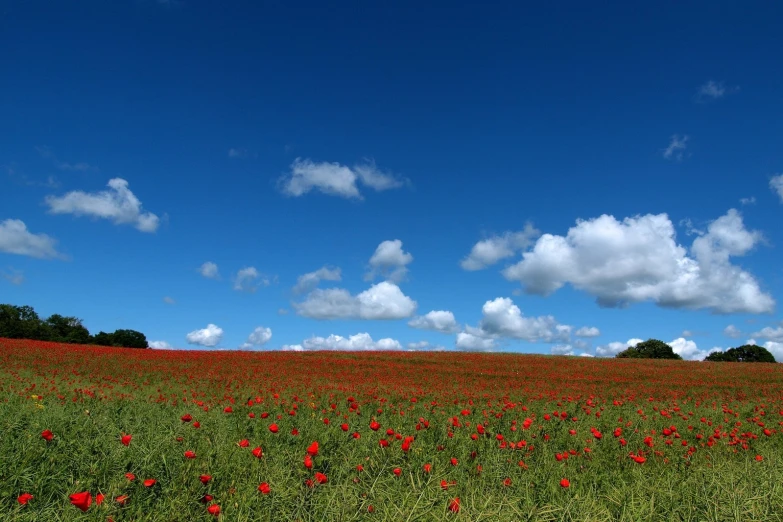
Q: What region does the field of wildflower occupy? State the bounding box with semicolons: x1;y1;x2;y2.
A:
2;337;783;521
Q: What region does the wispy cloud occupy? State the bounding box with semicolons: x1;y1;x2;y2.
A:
696;80;738;102
663;134;689;161
770;174;783;203
0;219;65;259
199;262;219;279
279;158;407;199
1;267;24;285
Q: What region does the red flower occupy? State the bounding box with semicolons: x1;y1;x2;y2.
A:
304;455;313;469
503;478;512;487
223;406;233;413
238;439;249;448
370;420;380;431
193;421;201;429
450;457;458;466
756;455;764;461
17;493;33;505
181;414;192;422
201;494;213;503
96;493;105;505
200;475;212;485
423;463;432;473
560;478;570;488
41;429;54;442
121;434;132;446
184;450;196;459
207;504;220;516
315;472;328;484
258;482;271;495
269;423;279;433
125;472;135;481
448;498;460;513
143;479;156;487
252;446;263;459
393;467;401;476
115;495;129;505
69;491;92;512
341;423;349;432
306;441;319;456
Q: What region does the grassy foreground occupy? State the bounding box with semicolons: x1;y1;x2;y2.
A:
1;338;783;521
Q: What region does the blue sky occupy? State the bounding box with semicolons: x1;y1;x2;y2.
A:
2;1;783;359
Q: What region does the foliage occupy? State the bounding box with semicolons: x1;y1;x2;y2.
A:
0;304;147;348
705;344;776;363
616;338;683;360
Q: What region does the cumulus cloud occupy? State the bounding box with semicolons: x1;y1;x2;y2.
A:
758;341;783;362
408;310;459;334
293;281;417;320
551;344;593;357
751;325;783;342
45;178;160;232
477;297;571;342
723;324;742;338
595;338;644;357
239;326;272;349
460;223;539;270
455;326;497;351
199;262;219;279
770;175;783;203
669;337;723;361
502;209;772;314
233;266;264;292
186;324;223;347
149;340;172;349
663;134;689;161
284;332;403;351
365;239;413;282
293;266;342;294
575;326;600;337
279;158;405;199
406;341;448;351
0;219;64;259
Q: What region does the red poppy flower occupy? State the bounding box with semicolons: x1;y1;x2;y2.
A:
258;482;271;494
207;504;220;516
341;423;349;432
503;478;512;487
143;479;156;487
223;406;233;414
96;493;104;505
200;475;212;485
304;455;313;469
450;457;458;466
193;421;201;429
121;434;132;446
448;498;460;513
423;463;432;473
115;495;129;505
17;493;33;505
41;429;54;442
70;491;92;511
393;467;401;476
756;455;764;461
201;494;213;503
315;472;328;484
181;414;192;422
269;423;279;433
125;472;135;481
252;446;263;459
184;450;196;459
560;478;570;488
306;441;319;456
370;420;380;431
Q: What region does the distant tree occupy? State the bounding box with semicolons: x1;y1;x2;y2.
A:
0;304;48;339
616;339;682;360
705;344;776;363
44;314;91;344
91;331;116;347
110;329;148;349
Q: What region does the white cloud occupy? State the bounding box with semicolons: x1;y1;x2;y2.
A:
294;281;417;320
551;344;593;357
751;325;783;342
461;223;539;270
366;239;413;282
1;267;24;285
697;80;726;101
595;338;644;357
234;266;270;292
406;341;447;351
502;209;772;314
239;326;272;349
45;178;160;232
0;219;64;259
770;175;783;203
740;197;756;205
286;332;403;351
293;266;342;294
455;327;497;351
575;326;600;337
663;134;689;161
477;297;571;342
199;262;219;279
669;337;723;361
759;341;783;362
723;324;742;338
682;330;693;337
186;324;224;347
281;344;304;351
149;340;172;349
279;158;405;199
163;296;175;304
408;310;459;334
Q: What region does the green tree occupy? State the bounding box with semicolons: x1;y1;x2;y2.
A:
616;339;682;360
91;331;116;347
0;304;48;339
44;314;91;344
110;329;149;349
705;344;776;363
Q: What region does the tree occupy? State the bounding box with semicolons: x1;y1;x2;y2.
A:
110;329;148;349
91;331;116;347
44;314;91;344
0;304;47;339
616;339;682;360
705;344;776;363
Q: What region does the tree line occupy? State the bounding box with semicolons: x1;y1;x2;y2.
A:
0;304;148;349
616;339;776;363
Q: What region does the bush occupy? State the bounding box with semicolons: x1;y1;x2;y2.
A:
705;344;776;363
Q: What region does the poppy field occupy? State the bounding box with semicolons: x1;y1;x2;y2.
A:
2;338;783;521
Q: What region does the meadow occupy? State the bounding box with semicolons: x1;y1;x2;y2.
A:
1;337;783;521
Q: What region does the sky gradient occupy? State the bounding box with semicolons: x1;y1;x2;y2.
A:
2;1;783;359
